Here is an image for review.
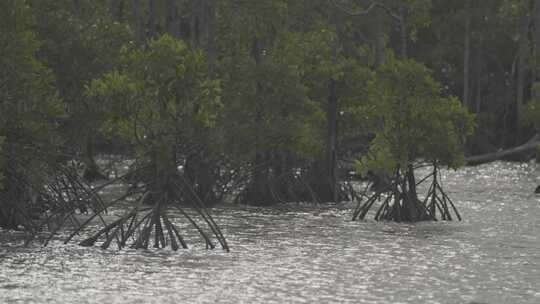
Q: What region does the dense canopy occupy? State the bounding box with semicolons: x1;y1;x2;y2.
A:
1;0;539;235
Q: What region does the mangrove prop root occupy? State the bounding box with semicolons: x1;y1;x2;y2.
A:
353;164;461;222
17;159;230;252
73;174;229;251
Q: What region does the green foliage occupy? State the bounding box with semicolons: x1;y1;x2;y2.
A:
218;31;327;162
86;34;219;166
30;0;132;103
497;0;530;22
343;0;432;41
0;0;530;224
290;27;374;140
357;58;475;175
0;0;65;186
338;58;376;139
218;0;290;44
28;0;133;152
401;0;433;41
215;2;331;162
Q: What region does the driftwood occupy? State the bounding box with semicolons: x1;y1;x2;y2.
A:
465;134;539;166
339;134;539;173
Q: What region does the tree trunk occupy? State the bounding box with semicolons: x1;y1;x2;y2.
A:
474;46;483;114
323;10;340;203
535;0;540;81
82;134;107;182
108;0;121;20
205;0;217;79
166;0;180;38
133;0;143;47
463;0;471;105
466;134;540;165
182;0;218;207
190;0;202;48
247;36;273;206
516;13;530;143
326;77;338;203
250;154;273;206
399;6;408;60
73;0;81;16
148;0;157;40
404;165;421;221
199;0;218;205
535;0;540;159
184;152;217;207
375;7;386;66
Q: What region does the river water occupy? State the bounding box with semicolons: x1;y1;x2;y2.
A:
1;162;539;304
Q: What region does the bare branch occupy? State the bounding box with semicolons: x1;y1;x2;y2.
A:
331;0;402;23
331;0;379;16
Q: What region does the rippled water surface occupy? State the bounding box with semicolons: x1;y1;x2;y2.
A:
1;162;540;304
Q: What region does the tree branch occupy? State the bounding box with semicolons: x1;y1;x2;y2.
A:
331;0;402;22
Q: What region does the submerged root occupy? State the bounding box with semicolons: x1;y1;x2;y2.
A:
23;163;107;244
423;166;461;221
16;159;229;251
67;173;229;251
1;159;103;234
353;164;460;222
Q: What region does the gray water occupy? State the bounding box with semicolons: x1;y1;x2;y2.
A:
1;162;539;304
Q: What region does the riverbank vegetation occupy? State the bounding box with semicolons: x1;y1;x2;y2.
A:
1;0;540;246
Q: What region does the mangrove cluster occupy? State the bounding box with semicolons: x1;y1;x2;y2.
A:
1;0;540;248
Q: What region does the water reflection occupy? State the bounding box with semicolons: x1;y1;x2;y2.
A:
1;162;539;303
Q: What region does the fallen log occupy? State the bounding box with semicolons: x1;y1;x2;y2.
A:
465;134;539;166
338;134;539;172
